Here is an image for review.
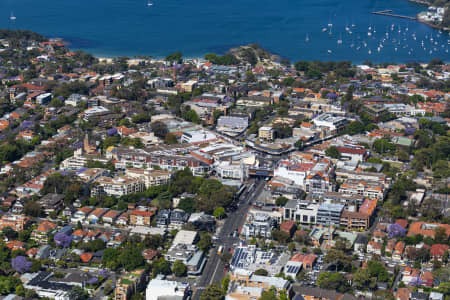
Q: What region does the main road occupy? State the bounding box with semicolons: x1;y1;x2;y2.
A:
192;179;266;300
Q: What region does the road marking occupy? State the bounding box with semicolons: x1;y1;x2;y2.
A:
209;256;221;285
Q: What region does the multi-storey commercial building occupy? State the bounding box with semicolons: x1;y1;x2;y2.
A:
283;200;319;225
316;203;345;226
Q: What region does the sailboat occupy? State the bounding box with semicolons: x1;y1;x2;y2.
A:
337;33;342;45
305;34;310;42
10;12;16;21
147;1;153;6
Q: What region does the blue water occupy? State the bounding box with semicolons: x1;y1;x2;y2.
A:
1;0;449;62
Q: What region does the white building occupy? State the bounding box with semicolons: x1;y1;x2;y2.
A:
215;161;248;181
181;130;217;144
283;200;319;225
312;113;348;134
274;161;314;186
83;106;110;121
217;116;248;133
172;230;198;246
91;176;145;197
65;94;87;106
383;103;426;116
145;278;190;300
60;148;109;171
125;169;170;188
36;93;52;105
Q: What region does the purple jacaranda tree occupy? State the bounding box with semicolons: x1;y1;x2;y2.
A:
107;128;118;136
327;92;338;100
12;256;32;273
405;127;416;135
54;233;73;248
21;121;34;129
87;277;98;285
99;269;108;277
387;223;406;239
409;274;422;286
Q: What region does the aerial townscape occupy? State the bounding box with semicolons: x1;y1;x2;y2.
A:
0;27;448;300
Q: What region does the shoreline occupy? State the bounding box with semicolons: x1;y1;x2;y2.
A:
408;0;431;6
91;51;449;65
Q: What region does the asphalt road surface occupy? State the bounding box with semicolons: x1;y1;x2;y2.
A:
192;179;266;300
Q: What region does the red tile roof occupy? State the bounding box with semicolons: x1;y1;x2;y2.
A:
395;219;409;229
430;244;449;257
36;220;57;233
142;249;159;260
280;221;296;233
336;147;366;155
80;252;93;263
408;222;450;238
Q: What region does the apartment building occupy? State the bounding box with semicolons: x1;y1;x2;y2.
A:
125;168;170;188
91;176;145;197
0;214;29;231
259;126;275;140
115;270;145;300
339;180;385;200
129;209;156;226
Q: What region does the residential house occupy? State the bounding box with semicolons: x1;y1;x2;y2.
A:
393;241;405;262
294;287;357;300
430;244;449;261
31;221;57;244
71;206;94;224
102;210;122;225
87;208;109;224
367;241;382;255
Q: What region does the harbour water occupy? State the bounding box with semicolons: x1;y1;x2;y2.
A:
1;0;449;62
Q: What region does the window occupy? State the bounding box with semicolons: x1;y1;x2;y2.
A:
313;181;322;189
285;209;290;219
310;216;315;223
303;215;308;222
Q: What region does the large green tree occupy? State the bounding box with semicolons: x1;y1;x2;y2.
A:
200;284;225;300
172;260;187;277
325;146;340;159
317;272;351;293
